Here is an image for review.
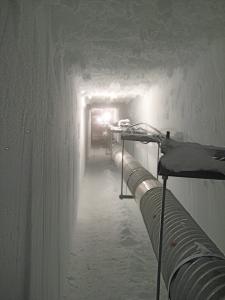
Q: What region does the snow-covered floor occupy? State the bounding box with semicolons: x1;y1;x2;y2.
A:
64;148;167;300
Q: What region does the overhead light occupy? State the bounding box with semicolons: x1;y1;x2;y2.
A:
96;111;112;125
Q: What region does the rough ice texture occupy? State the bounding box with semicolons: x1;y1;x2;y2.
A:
128;39;225;254
49;0;225;94
0;1;81;299
160;139;225;175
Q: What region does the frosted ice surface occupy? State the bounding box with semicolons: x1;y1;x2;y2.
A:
161;139;225;175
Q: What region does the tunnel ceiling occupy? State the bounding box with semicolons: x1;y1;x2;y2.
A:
51;0;225;95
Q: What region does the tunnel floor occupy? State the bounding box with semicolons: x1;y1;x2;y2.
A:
64;148;167;300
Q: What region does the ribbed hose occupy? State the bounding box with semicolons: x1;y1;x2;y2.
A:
112;144;225;300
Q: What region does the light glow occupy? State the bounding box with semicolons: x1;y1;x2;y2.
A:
96;111;112;125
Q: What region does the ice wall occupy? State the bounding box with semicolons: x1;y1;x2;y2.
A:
128;39;225;254
76;88;87;179
0;1;80;299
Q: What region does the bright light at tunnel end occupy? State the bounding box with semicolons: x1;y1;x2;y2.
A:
96;111;112;125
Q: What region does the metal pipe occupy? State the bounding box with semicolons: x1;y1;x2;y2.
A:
112;144;225;300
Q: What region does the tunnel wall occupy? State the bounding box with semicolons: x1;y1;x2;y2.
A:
76;89;87;179
128;39;225;254
0;1;80;299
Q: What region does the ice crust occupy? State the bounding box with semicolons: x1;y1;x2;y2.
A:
160;139;225;175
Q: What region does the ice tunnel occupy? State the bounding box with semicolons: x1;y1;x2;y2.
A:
1;1;225;300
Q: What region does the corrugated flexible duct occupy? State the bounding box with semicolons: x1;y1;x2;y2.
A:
112;144;225;300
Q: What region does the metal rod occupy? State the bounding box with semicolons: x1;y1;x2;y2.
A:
156;131;170;299
156;175;168;300
119;195;134;199
157;142;160;180
120;139;125;197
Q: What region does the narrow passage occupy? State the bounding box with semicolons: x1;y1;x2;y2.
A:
65;149;167;300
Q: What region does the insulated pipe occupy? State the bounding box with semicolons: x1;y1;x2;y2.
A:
112;145;225;300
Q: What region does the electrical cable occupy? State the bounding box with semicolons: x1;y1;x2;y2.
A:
125;122;163;136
